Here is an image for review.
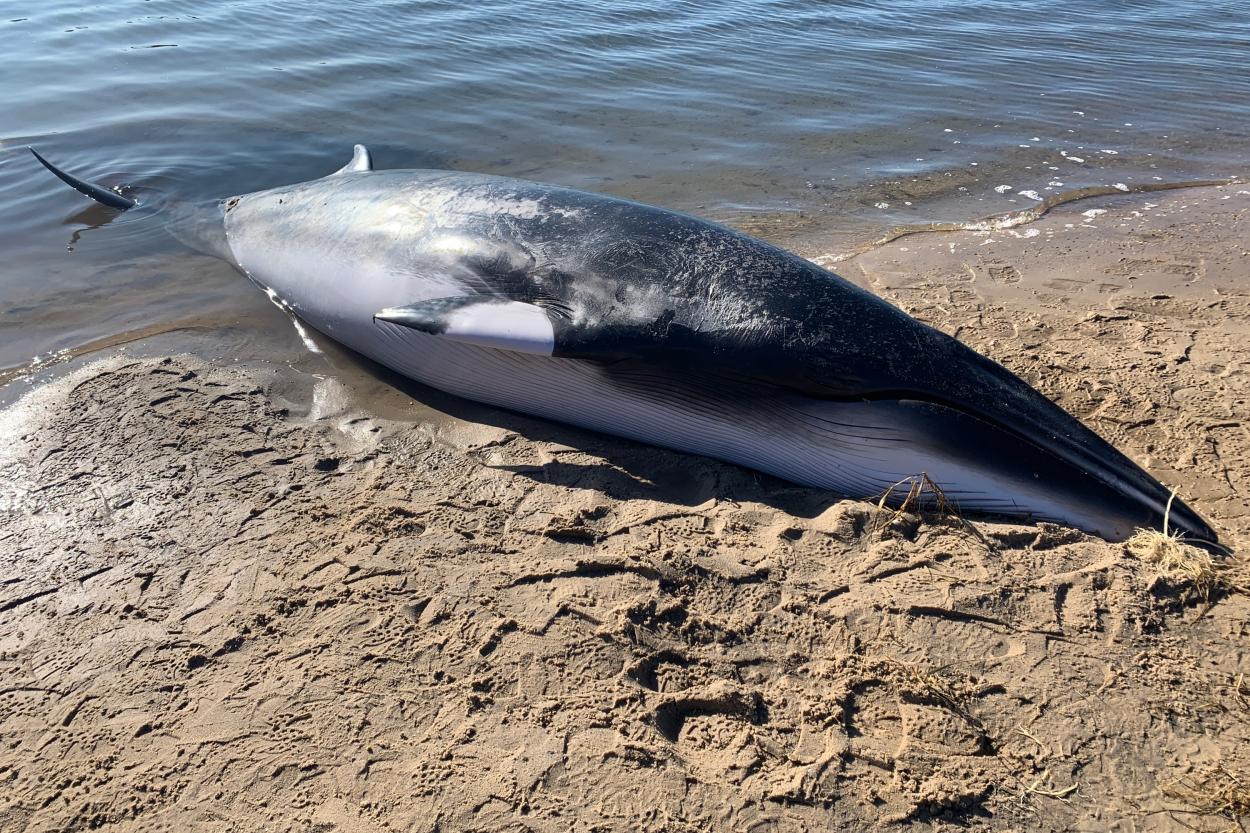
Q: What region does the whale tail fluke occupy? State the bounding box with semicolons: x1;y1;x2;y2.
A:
30;147;234;262
29;147;137;210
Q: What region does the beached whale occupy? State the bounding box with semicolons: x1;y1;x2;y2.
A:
31;145;1218;545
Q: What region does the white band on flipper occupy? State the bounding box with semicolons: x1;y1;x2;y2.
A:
440;301;556;355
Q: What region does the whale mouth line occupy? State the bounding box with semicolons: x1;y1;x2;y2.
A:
838;387;1215;545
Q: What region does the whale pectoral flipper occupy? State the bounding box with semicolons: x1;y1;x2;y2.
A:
375;297;557;355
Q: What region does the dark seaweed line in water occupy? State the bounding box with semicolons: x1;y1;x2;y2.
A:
815;177;1243;265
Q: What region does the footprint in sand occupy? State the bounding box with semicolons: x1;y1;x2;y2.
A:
986;263;1021;284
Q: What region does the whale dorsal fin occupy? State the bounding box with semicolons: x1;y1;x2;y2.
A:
332;144;373;176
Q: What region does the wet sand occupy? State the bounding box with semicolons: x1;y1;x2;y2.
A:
1;185;1248;831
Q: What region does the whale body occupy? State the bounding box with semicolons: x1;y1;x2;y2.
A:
31;145;1219;545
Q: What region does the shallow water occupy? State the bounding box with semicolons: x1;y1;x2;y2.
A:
2;0;1248;398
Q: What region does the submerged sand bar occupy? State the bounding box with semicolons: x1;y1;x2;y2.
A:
1;186;1247;831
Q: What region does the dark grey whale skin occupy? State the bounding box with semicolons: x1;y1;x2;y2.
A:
339;170;1214;545
30;150;1219;546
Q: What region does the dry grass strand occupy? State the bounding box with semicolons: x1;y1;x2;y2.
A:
1162;764;1250;828
1125;490;1243;601
869;472;993;550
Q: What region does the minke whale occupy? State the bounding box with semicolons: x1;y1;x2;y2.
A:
31;145;1219;545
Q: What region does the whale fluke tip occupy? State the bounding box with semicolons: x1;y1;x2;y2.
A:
29;147;137;210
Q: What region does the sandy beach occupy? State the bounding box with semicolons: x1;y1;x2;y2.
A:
2;185;1247;831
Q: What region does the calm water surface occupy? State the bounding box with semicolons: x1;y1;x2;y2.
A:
2;0;1248;398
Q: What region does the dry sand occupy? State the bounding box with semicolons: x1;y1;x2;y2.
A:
1;185;1248;832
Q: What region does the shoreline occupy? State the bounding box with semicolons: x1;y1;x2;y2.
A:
1;186;1247;831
